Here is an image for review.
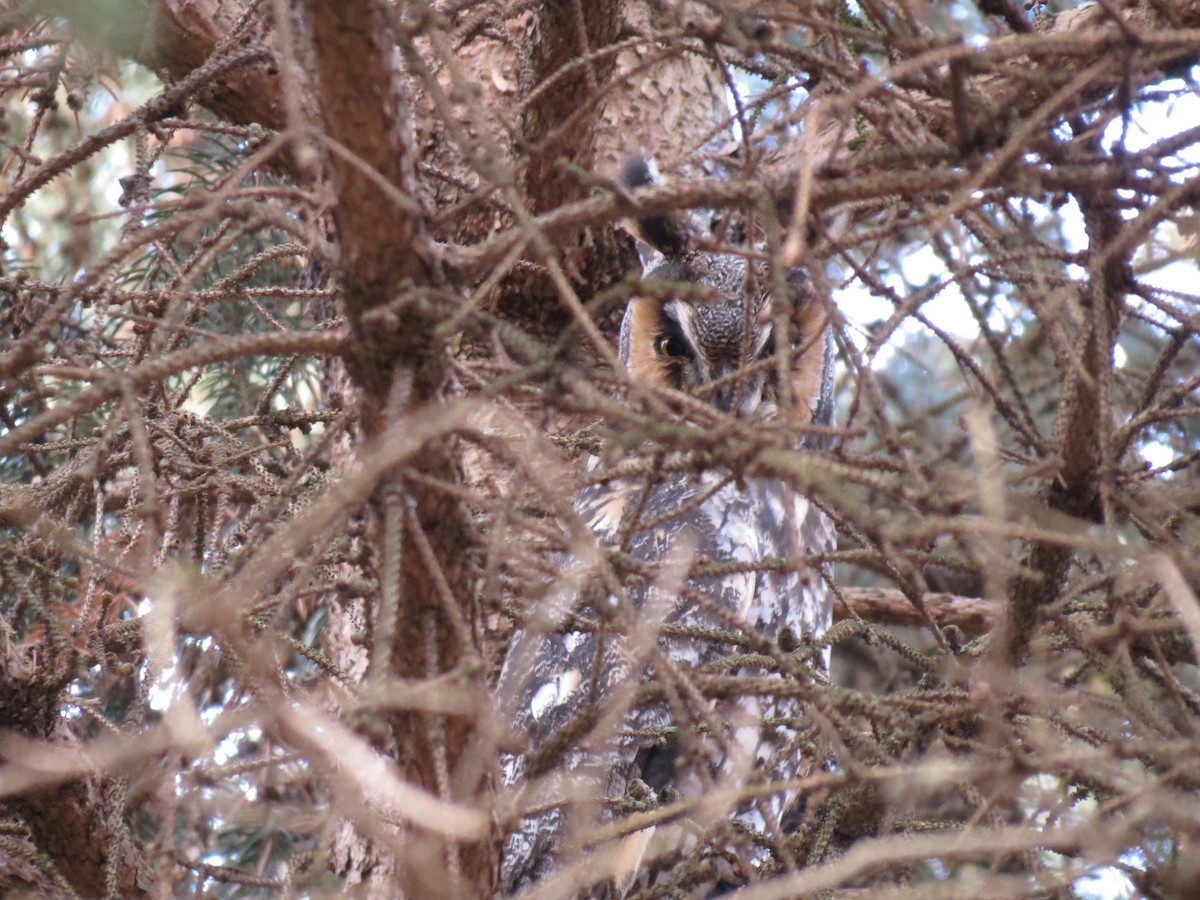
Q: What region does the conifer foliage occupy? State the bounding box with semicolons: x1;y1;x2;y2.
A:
0;1;1198;896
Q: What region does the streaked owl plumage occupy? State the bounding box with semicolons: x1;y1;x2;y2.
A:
497;158;835;897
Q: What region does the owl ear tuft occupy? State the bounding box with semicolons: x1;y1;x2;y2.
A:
619;156;692;259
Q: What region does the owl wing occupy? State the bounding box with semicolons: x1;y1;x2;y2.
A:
496;467;832;895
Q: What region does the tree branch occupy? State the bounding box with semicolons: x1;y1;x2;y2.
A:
32;0;285;131
836;588;998;635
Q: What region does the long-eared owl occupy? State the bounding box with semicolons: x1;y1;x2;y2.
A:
497;158;836;897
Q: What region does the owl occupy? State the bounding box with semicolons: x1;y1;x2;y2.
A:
497;158;836;897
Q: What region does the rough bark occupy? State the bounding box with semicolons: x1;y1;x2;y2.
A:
31;0;286;131
301;0;489;894
519;0;622;213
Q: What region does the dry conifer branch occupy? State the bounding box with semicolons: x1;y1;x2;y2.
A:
0;0;1198;897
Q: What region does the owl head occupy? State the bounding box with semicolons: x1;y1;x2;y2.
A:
617;158;834;431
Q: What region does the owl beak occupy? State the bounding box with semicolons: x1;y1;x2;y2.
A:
711;362;738;413
713;383;734;413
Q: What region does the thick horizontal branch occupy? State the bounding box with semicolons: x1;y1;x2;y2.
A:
836;587;998;635
836;587;1197;667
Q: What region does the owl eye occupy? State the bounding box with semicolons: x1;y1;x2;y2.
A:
655;333;691;360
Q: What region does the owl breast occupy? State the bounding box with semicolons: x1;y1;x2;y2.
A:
496;465;834;895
